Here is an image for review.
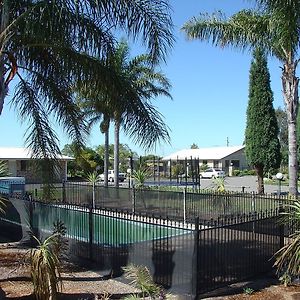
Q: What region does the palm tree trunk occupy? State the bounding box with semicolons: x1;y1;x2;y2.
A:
114;118;120;188
0;0;10;115
104;129;109;187
282;59;299;196
100;117;110;188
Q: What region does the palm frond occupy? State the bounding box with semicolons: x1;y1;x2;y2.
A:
12;78;60;159
2;0;174;180
182;10;270;52
123;264;161;298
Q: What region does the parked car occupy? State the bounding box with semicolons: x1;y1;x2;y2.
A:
99;170;126;182
200;168;225;179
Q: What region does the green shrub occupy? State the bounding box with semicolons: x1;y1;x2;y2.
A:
233;169;241;176
233;169;256;176
243;287;254;295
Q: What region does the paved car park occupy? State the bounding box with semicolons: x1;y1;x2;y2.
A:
141;175;289;194
199;175;288;194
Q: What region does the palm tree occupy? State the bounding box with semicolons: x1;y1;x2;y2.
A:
182;0;300;195
80;93;113;187
110;42;172;187
79;41;172;188
1;1;174;164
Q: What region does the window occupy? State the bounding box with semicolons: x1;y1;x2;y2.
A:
231;160;240;168
20;160;27;171
213;160;219;168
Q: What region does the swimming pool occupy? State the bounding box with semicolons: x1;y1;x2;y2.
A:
32;203;187;246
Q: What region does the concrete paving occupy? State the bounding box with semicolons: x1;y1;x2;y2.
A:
141;175;289;195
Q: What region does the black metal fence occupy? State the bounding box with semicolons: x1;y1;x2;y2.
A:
0;196;285;298
194;210;283;294
25;182;286;222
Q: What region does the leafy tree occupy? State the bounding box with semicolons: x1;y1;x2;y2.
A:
62;143;103;177
171;164;184;178
95;143;137;173
245;48;281;194
1;1;174;171
190;143;199;149
182;0;300;195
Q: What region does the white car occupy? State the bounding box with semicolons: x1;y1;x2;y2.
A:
200;168;225;179
99;170;126;182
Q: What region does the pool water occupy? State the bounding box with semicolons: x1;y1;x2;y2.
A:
32;203;185;246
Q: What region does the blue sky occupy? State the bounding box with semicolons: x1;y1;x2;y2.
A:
0;1;286;157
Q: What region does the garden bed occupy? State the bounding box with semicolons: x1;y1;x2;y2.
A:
1;245;300;299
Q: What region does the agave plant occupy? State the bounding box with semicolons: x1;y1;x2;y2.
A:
273;201;300;279
123;264;162;299
212;177;226;193
132;168;150;189
86;171;101;208
86;171;101;185
30;234;62;300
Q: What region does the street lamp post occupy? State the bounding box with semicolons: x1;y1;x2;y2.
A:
128;156;133;189
276;172;284;196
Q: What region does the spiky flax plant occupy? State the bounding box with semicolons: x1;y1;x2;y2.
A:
123;264;161;299
30;234;62;300
274;201;300;278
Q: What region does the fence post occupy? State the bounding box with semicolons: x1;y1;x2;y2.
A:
88;205;93;261
193;217;200;299
279;205;285;248
251;192;255;211
29;195;34;243
92;182;95;209
183;188;187;223
132;187;136;213
62;180;66;203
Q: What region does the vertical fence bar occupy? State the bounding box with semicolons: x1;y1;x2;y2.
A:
132;187;136;213
29;195;34;244
279;205;285;248
183;188;186;224
62;180;66;203
193;217;200;299
92;183;95;209
89;205;93;261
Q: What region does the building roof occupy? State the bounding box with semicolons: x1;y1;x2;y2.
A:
0;147;73;160
162;145;245;161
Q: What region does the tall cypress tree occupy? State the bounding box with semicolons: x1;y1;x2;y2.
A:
245;48;281;194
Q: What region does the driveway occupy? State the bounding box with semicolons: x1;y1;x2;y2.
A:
199;175;288;194
143;176;288;194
